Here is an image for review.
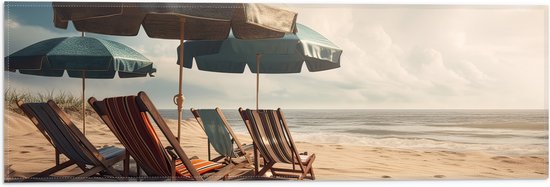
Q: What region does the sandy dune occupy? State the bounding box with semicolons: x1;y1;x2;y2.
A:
3;110;548;181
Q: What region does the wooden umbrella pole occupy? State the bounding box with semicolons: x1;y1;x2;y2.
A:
256;54;261;110
81;32;85;135
82;71;86;135
175;18;186;141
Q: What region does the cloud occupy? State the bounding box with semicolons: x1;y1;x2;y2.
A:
4;18;66;54
3;5;546;109
287;5;546;109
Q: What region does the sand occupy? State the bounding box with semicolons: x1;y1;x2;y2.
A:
3;110;548;181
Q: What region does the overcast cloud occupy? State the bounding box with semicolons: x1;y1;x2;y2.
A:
3;4;547;109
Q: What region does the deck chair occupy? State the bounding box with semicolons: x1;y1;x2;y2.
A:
16;100;128;182
238;108;315;180
89;91;237;181
190;108;252;165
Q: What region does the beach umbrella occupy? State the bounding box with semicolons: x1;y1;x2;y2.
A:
180;23;342;109
52;2;297;141
53;3;297;39
5;36;156;134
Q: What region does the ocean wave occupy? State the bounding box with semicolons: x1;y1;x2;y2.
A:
292;132;548;156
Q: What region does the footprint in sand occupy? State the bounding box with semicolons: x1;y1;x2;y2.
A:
441;151;466;157
434;175;445;178
501;159;521;164
491;156;510;160
381;175;392;178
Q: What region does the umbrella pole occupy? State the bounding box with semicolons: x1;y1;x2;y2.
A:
82;71;86;135
175;19;186;141
81;32;86;135
256;54;262;110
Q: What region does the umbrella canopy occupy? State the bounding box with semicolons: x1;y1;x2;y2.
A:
53;2;297;40
5;36;156;134
181;23;341;73
51;2;298;143
179;23;342;108
5;37;156;77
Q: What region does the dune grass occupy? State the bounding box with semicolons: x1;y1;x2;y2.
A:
4;89;88;114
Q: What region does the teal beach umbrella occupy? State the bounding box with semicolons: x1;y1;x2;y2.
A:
179;23;342;109
5;36;156;134
53;2;298;142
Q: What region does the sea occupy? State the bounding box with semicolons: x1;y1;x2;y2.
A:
158;109;548;156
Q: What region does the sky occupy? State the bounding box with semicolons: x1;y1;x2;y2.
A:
2;2;548;109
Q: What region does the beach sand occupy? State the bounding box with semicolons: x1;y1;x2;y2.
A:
3;110;548;181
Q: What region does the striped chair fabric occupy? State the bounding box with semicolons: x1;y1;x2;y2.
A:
240;108;315;180
22;103;125;165
243;109;297;164
18;101;127;181
101;96;223;178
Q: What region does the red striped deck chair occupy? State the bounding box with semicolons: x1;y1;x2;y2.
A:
17;100;128;182
191;108;252;165
238;108;315;180
88;91;236;181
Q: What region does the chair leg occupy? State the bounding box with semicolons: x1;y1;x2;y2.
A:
76;163;88;171
25;160;76;181
69;165;106;182
55;149;61;166
257;162;274;176
171;158;177;181
136;164;141;181
299;155;315;180
253;144;259;175
96;154;126;180
309;168;315;180
123;153;130;180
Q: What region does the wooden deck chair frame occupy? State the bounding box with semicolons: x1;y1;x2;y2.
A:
16;100;129;182
89;91;238;181
238;108;315;180
190;108;252;165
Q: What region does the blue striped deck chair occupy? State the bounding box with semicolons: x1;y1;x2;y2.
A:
238;108;315;180
16;100;128;182
191;108;252;166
